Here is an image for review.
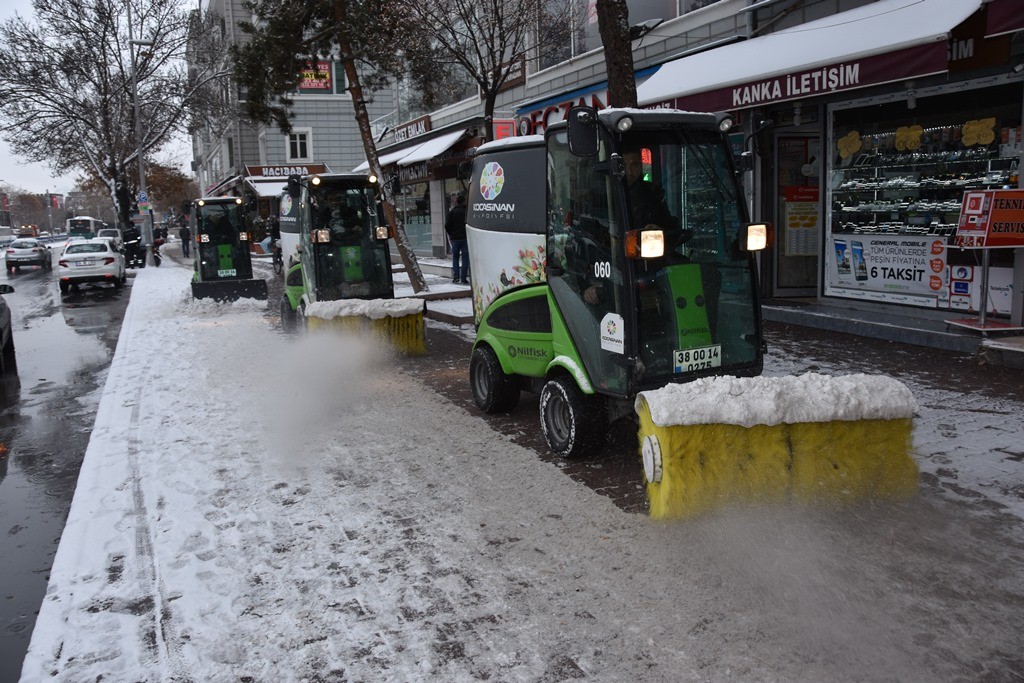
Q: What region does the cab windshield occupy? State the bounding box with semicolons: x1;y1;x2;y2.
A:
308;185;392;299
621;129;761;387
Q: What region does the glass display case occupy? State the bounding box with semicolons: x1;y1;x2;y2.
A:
830;129;1019;239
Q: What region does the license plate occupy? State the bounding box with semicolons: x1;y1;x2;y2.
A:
674;345;722;373
217;269;237;277
76;260;90;266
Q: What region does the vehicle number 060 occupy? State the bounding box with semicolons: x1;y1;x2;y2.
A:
593;261;612;278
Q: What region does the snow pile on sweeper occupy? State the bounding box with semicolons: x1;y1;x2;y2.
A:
637;373;919;519
305;298;426;355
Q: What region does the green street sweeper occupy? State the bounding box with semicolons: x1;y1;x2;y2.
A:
466;107;917;518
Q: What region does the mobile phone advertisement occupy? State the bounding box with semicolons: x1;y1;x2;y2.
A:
826;234;948;307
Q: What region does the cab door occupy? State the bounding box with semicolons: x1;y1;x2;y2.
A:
545;130;629;395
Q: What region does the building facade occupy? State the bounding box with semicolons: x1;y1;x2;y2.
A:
197;0;1024;329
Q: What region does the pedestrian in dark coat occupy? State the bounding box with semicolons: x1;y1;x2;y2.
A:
445;194;469;284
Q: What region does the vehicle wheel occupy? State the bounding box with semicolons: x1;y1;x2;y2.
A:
470;345;519;413
113;276;123;289
59;281;69;294
120;271;127;284
539;375;604;458
1;333;15;375
280;296;297;331
5;265;11;274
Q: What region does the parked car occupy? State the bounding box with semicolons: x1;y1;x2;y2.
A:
5;238;52;273
96;228;123;250
0;282;15;373
57;238;126;293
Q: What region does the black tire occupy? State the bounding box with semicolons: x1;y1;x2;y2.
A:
272;252;283;276
280;296;297;331
469;345;519;413
113;276;123;289
1;332;16;375
539;375;604;458
59;281;69;294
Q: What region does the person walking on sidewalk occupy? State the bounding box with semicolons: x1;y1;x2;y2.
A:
179;221;192;258
445;194;469;284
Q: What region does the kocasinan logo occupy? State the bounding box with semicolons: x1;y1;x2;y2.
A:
507;345;547;359
479;161;505;200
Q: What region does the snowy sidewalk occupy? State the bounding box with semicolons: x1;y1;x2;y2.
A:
21;262;1024;681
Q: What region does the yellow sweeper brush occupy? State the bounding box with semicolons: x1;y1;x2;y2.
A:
305;299;426;355
635;373;919;520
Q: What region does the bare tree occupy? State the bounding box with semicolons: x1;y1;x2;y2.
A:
0;0;230;228
401;0;574;141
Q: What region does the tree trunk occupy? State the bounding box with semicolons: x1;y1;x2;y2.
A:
595;0;637;108
333;0;427;294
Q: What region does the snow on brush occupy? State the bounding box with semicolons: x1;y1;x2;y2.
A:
638;372;918;427
306;296;423;320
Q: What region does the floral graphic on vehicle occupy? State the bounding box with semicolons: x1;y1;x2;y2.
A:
473;245;547;322
479;162;505;200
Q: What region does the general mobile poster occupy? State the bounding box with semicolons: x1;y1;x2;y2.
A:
826;234;948;307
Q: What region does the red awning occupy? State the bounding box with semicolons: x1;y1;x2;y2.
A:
985;0;1024;38
637;0;982;111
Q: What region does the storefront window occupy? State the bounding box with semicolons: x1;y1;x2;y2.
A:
826;82;1021;308
398;182;431;254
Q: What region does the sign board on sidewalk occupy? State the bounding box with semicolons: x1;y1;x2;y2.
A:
956;189;1024;248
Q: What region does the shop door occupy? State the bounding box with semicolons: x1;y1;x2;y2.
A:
772;134;821;296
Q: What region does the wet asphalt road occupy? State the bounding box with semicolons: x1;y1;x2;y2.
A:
0;243;131;682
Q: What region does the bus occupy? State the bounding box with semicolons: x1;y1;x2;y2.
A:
66;216;103;239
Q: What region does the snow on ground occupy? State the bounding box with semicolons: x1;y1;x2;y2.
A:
20;261;1024;681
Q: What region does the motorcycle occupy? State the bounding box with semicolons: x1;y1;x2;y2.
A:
152;237;165;267
124;238;146;269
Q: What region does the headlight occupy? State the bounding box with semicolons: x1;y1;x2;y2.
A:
315;229;331;243
640;229;665;258
368;174;378;184
742;223;769;251
375;225;390;240
616;116;634;133
234;197;243;205
311;176;321;186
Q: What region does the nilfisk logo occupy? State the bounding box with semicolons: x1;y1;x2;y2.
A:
507;345;547;360
479;162;505;200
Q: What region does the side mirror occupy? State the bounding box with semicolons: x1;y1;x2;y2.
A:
566;106;599;157
736;151;754;173
287;174;301;198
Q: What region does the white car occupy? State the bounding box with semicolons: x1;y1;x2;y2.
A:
96;228;123;250
58;238;126;293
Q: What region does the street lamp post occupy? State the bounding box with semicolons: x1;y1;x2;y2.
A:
127;2;155;264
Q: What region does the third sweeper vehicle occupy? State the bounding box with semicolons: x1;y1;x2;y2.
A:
466;107;918;518
189;196;268;302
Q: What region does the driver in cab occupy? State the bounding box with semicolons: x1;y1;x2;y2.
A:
583;145;686;304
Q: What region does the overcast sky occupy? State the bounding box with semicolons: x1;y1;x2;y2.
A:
0;0;193;197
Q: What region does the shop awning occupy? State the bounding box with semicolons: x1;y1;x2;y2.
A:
636;0;983;111
351;142;427;173
397;129;468;166
985;0;1024;38
204;175;241;197
244;177;288;197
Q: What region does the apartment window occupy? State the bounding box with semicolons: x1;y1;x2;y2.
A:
287;128;312;162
